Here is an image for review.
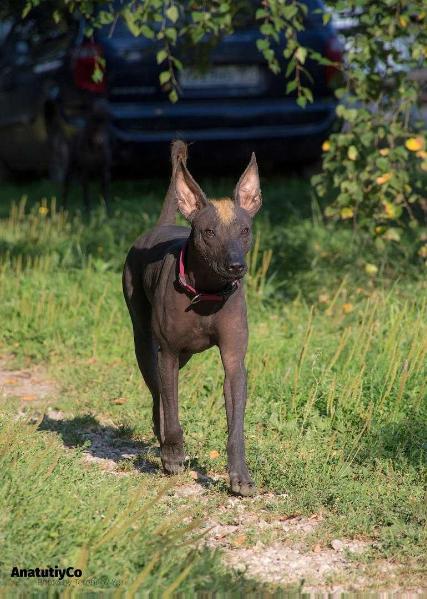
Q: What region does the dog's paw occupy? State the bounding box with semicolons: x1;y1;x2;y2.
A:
161;445;185;475
230;475;257;497
162;458;185;475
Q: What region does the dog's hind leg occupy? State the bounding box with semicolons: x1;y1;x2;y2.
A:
82;178;91;214
157;348;185;474
123;260;163;442
62;177;69;210
133;330;164;443
62;162;71;210
101;167;111;216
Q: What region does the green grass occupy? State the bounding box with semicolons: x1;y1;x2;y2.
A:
0;176;426;593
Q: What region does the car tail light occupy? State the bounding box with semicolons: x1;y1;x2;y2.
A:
325;37;344;88
72;41;106;93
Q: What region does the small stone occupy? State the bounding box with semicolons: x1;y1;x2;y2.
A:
331;539;344;551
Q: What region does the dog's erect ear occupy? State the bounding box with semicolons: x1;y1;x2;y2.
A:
175;162;207;221
234;153;262;217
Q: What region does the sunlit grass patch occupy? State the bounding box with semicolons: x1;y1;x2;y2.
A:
0;415;269;593
0;177;426;591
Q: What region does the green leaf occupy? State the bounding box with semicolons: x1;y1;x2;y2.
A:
324;206;337;217
260;23;274;36
156;49;168;65
347;146;358;161
159;70;172;85
285;58;297;78
295;47;307;65
123;8;140;37
169;89;178;103
256;39;269;51
141;25;155;40
164;27;177;43
303;87;313;103
376;157;389;170
384;227;401;241
171;56;183;70
286;80;298;94
283;5;297;20
98;10;113;25
360;132;374;146
297;96;307;109
166;5;179;23
92;66;104;84
256;8;268;19
192;11;205;23
22;3;32;18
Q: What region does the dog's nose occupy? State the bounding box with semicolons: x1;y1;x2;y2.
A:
226;262;245;275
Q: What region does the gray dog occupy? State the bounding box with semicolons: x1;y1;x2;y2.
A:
123;141;262;496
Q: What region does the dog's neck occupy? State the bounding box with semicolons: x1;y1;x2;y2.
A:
184;236;230;293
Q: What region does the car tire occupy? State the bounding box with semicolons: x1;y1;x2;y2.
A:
48;127;69;184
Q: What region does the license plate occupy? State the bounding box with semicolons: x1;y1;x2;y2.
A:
179;65;262;90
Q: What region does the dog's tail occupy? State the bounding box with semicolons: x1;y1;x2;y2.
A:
157;140;188;226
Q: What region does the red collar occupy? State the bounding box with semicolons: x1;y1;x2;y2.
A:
177;241;239;306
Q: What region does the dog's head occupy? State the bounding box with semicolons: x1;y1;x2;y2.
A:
174;155;262;281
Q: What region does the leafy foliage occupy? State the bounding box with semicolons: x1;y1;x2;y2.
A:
5;0;427;253
15;0;325;106
313;1;427;255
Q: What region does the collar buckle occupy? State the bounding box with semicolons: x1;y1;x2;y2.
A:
189;293;203;305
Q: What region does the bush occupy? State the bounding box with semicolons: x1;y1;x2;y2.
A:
313;1;427;259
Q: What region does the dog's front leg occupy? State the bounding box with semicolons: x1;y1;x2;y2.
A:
220;348;256;497
158;349;185;474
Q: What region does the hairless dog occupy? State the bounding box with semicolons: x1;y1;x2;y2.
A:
62;99;111;214
123;141;262;496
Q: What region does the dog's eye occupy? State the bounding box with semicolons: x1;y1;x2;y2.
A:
204;229;215;237
241;227;250;235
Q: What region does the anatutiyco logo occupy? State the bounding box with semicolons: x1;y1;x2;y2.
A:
11;566;82;580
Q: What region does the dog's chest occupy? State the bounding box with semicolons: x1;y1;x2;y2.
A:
182;314;216;353
156;302;217;354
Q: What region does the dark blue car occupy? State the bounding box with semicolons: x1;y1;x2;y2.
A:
0;1;342;177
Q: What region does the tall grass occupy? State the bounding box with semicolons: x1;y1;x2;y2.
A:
0;179;426;591
0;415;270;594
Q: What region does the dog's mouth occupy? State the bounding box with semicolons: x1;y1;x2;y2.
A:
216;265;248;282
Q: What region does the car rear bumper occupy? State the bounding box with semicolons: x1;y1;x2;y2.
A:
108;98;337;143
59;97;338;167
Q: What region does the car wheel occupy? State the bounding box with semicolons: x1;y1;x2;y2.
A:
48;127;69;184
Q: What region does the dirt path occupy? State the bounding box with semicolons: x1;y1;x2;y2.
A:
0;357;56;403
1;357;424;595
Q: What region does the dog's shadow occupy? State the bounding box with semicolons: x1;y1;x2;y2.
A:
38;413;222;490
